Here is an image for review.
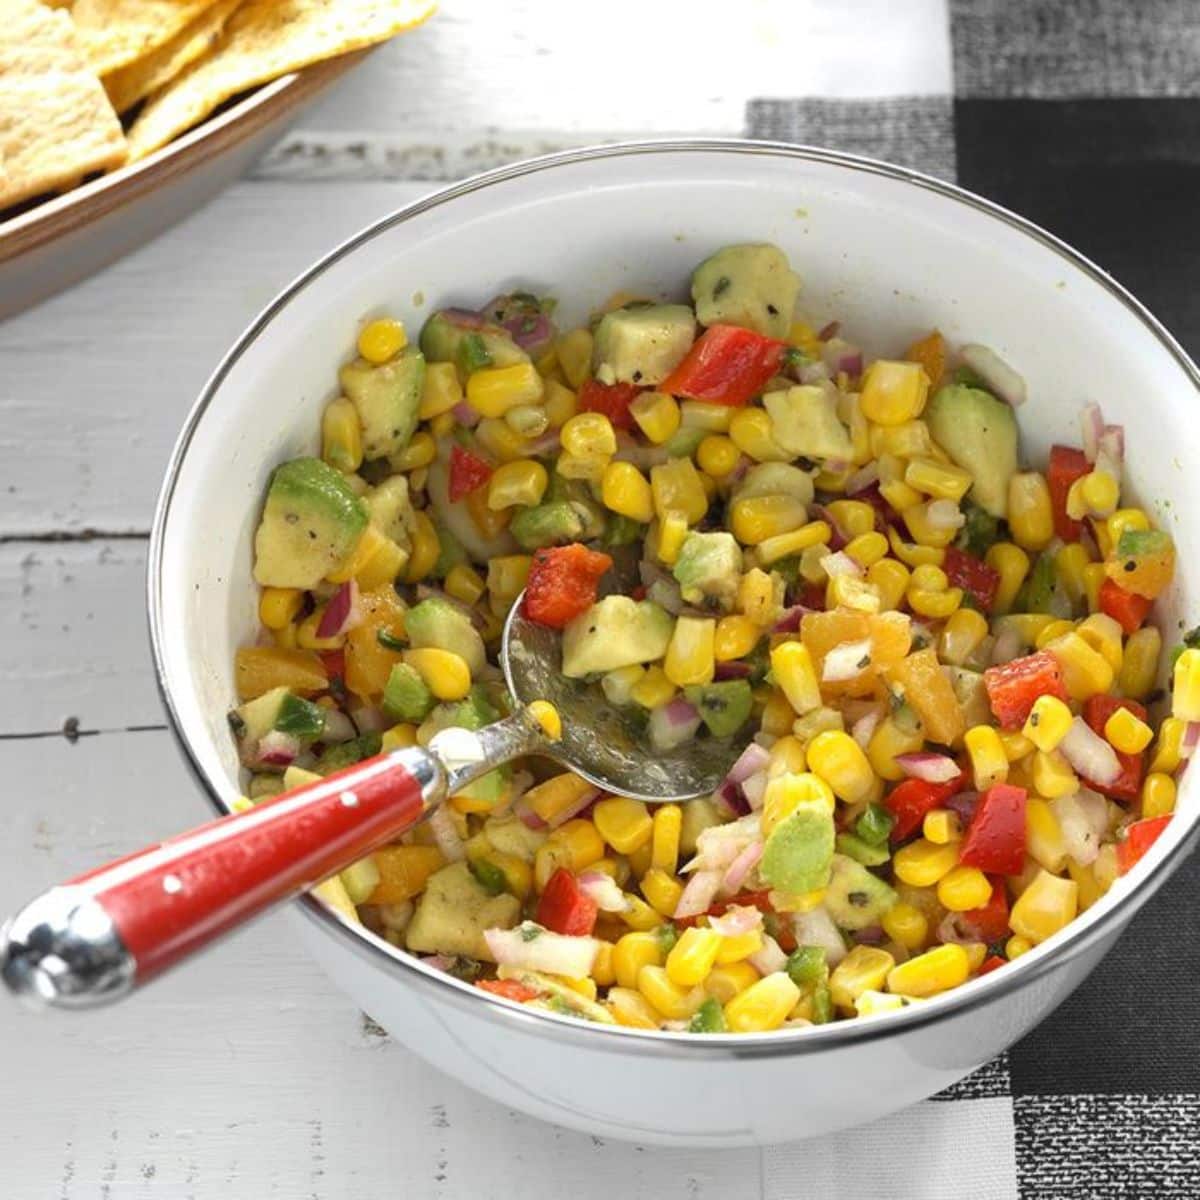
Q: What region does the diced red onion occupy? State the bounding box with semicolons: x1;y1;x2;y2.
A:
349;704;389;734
708;905;763;938
256;730;299;767
649;699;702;752
428;805;466;861
727;741;770;786
852;709;882;750
773;605;811;634
1098;426;1124;473
846;462;880;496
817;320;841;341
925;499;966;531
420;954;456;972
507;770;535;806
613;434;670;471
503;312;555;356
741;770;768;810
442;307;487;329
960;344;1026;407
895;752;962;784
823;458;851;476
1059;717;1121;786
674;869;723;918
792;907;847;966
716;779;750;816
484;925;599;977
945;790;979;822
721;841;763;894
578;870;630;913
798;361;833;384
1181;722;1200;760
713;660;753;681
936;912;979;947
823;638;872;682
808;503;848;551
513;798;547;830
748;933;788;976
854;925;885;945
822;550;863;579
1080;402;1105;462
991;627;1025;666
547;785;601;830
452;401;480;428
316;579;359;638
524;429;561;456
821;337;861;376
320;708;357;744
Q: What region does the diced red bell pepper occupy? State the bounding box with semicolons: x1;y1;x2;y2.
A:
943;546;1000;612
958;784;1027;875
535;867;599;936
578;379;641;430
477;979;540;1002
1098;577;1152;635
983;650;1070;729
961;877;1011;943
1117;815;1172;875
523;543;613;629
448;444;493;501
884;775;964;843
977;955;1007;977
318;648;346;685
1082;694;1147;802
675;888;776;929
1047;445;1090;542
659;324;786;407
798;582;827;611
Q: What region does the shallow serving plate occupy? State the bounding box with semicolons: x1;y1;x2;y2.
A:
0;50;367;321
151;140;1200;1146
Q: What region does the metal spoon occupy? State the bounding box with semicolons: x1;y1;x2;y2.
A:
1;592;745;1011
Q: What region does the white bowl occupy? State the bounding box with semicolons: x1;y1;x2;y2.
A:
149;140;1200;1146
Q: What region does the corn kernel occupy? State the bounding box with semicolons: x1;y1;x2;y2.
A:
888;526;944;567
630;665;676;709
771;641;821;716
527;700;562;743
541;379;577;428
638;964;706;1020
730;495;807;545
1031;750;1078;799
714;614;760;662
466;362;544;418
965;725;1009;790
607;986;659;1028
404;510;440;583
1082;562;1107;612
739;567;784;626
620;893;663;931
704;961;760;1004
806;730;877;805
402;648;471;700
908;584;963;619
601;460;655;523
487;459;548;510
629;390;680;444
663;616;716;687
724;971;802;1031
592;798;653;857
939;608;988;666
390;430;436;472
1044;632;1113;700
695;434;740;478
474;416;529;464
443;564;486;608
768;735;808;777
986;542;1030;615
555;328;593;389
552;819;605;874
1055;543;1091;609
504;403;549;438
729;407;790;462
871;419;932;459
868;558;911;612
358;317;406;363
259;587;303;630
829;945;896;1010
655;509;689;567
825;500;876;539
1034;619;1076;650
561;411;616;460
1006;935;1033;960
1078;613;1124;674
937;865;993;912
1173;648;1200;722
905;456;973;502
1022;694;1073;753
1103;707;1153;756
1119;626;1162;701
1009;869;1078;944
640;868;684;917
713;929;764;965
525;772;597;826
761;772;835;835
1007;472;1054;551
922;809;962;845
860;360;930;425
881;901;929;950
893;838;960;887
419;361;463;420
486;554;532;605
886;943;969;998
650;805;682;875
651;458;708;523
757;520;832;564
866;714;925;781
1149;717;1185;775
1141;772;1177;818
666;927;723;988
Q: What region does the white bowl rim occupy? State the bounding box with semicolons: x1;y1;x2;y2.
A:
148;137;1200;1058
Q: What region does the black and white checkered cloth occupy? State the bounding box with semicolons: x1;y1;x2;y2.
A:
747;3;1200;1195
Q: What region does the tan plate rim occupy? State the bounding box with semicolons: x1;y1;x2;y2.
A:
0;48;368;266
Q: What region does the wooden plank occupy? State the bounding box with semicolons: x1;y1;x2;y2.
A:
0;730;762;1197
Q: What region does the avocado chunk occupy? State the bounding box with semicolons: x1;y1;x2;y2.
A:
592;304;695;386
510;500;586;550
1015;551;1072;617
405;861;522;960
339;349;425;460
483;813;548;862
230;686;326;762
419;310;529;378
732;461;815;506
691;243;800;339
684;680;753;737
834;832;891;867
561;596;673;678
759;802;835;894
945;666;992;730
313;732;382;776
405;596;487;676
763;384;854;461
427;685;508;803
823;854;898;930
365;476;414;551
925;384;1018;518
672;531;743;609
382;662;435;722
253;457;368;589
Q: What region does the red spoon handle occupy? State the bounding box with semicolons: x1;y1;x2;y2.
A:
70;747;440;983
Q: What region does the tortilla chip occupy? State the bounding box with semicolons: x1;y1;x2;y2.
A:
103;0;243;114
71;0;223;77
127;0;436;162
0;0;127;210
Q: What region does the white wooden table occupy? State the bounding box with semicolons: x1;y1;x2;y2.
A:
0;5;973;1195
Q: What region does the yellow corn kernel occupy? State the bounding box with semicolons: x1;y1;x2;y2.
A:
829;945;896;1010
532;839;570;891
1068;469;1121;520
601;460;655;523
640;868;684;918
1007;472;1054;551
1081;562;1107;613
390;431;436;473
444;563;486;608
593;797;654;855
881;901;929;951
880;477;924;513
860;359;930;425
911;563;947;591
1102;707;1152;756
1149;717;1185;775
403;648;471;701
1034;619;1076;650
649;805;682;876
760;689;796;737
762;772;835;836
841;531;887;570
713;928;763;966
797;543;830;586
965;725;1009;790
1009;869;1078;944
418;360;463;420
714;614;760;662
923;809;962;845
757;520;832;565
619;892;662;931
1119;626;1161;701
893;838;960;887
999;730;1034;763
526;772;598;826
705;961;761;1004
466;362;544;418
541;379;577;428
724;971;802;1032
1031;750;1079;799
504;403;549;439
404;510;440;583
1173;648;1200;722
486;554;532;605
258;587;303;630
871;419;932;459
271;623;299;649
1023;694;1073;753
381;722;419;754
905;456;973;502
607;986;660;1028
939;607;989;666
739;567;783;626
901;501;960;550
473;417;528;464
937;865;993;913
1141;772;1177;818
552;819;605;874
320;396;363;474
729;495;805;545
630;665;676;709
806;730;877;805
986;542;1030;616
1027;797;1067;875
771;641;821;716
296;607;343;651
1006;935;1033;960
823;500;873;539
908;584;963;620
1055;543;1091;609
823;572;880;614
729;407;789;463
866;715;925;781
868;558;911;612
1078;618;1123;678
664;616;716;687
675;400;731;434
656;509;689;566
694;434;738;478
768;736;808;777
527;700;562;743
650;458;708;524
666;927;723;988
638;964;706;1020
1105;508;1151;556
487;459;548;511
429;412;455;439
886;943;969;998
888;526;944;567
624;391;678;445
555;328;593;389
561;411;616;460
357;317;406;363
1044;632;1113;700
590;941;616;987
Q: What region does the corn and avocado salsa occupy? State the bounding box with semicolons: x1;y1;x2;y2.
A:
233;242;1194;1033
